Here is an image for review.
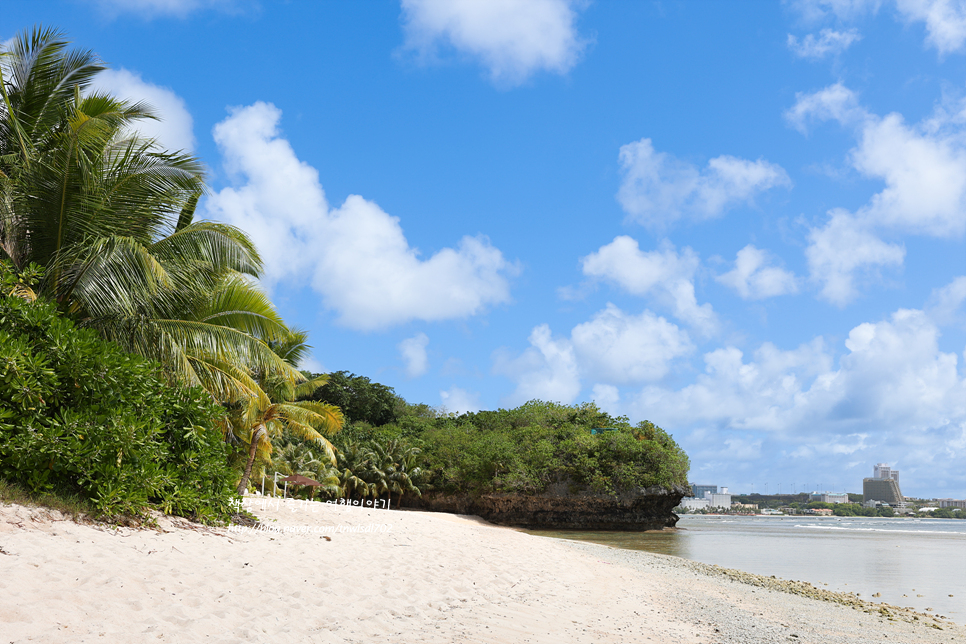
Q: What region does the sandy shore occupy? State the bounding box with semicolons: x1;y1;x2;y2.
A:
1;498;962;644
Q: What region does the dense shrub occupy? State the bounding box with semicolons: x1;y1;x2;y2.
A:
417;400;689;496
832;503;896;517
0;294;238;522
302;371;399;426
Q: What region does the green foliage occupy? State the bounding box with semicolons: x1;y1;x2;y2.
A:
417;400;689;496
0;291;238;522
928;508;965;519
283;375;689;503
303;371;399;427
832;503;898;517
260;434;424;505
1;27;305;403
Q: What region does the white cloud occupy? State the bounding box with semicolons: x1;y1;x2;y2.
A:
590;384;620;415
787;28;862;58
895;0;966;55
716;245;799;300
926;275;966;325
633;339;833;433
439;386;482;414
784;83;866;133
838;309;964;423
94;0;243;18
300;354;326;375
631;308;965;450
494;324;581;405
851;111;966;237
204;102;515;330
571;305;694;384
788;84;966;302
616;138;791;228
400;0;587;86
399;333;430;377
495;304;693;406
805;210;905;305
580;236;718;335
90;68;196;152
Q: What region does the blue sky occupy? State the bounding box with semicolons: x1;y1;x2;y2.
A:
5;0;965;498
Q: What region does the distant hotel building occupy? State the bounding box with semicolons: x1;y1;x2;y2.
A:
874;463;900;482
809;492;849;504
938;499;966;510
863;463;905;508
691;484;717;499
680;486;731;510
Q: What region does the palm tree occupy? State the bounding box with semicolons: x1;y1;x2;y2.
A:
337;442;377;501
371;440;423;506
268;438;341;499
1;27;303;401
233;332;344;495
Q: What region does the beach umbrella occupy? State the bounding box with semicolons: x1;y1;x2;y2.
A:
277;474;324;498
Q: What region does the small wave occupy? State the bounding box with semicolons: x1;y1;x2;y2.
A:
795;524;966;536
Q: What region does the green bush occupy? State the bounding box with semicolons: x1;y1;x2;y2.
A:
417;400;689;496
0;293;238;522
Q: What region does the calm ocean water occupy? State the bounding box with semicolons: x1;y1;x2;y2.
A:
531;515;966;620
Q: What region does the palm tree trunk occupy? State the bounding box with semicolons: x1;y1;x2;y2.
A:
237;425;263;495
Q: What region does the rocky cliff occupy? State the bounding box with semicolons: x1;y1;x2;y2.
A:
400;483;688;530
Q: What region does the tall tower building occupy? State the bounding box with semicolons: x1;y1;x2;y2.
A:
865;463;904;508
873;463;899;481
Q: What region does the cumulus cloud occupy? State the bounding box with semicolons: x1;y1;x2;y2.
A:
495;304;693;406
400;0;587;86
398;333;430;377
716;245;799;300
590;384;620;414
588;297;965;492
204;102;515;330
787;28;861;58
784;82;866;133
787;84;966;303
926;275;966;326
852;111;966;237
90;68;196;152
439;386;482;414
629;308;965;485
805;211;905;305
494;324;581;405
571;305;694;384
895;0;966;55
616;138;791;229
580;236;718;335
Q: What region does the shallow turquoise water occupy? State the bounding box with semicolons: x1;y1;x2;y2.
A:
530;515;966;620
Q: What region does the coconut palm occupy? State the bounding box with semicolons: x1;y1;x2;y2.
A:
0;27;302;401
268;438;341;499
233;332;344;495
337;442;377;501
371;440;423;506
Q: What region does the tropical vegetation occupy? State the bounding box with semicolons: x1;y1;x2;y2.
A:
416;401;689;496
0;272;237;521
0;26;691;522
0;26;342;519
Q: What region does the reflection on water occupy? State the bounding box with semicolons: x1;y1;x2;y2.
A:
530;515;966;620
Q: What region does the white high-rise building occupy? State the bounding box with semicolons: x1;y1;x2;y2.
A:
873;463;899;482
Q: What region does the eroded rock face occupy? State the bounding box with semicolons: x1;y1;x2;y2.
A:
401;483;688;530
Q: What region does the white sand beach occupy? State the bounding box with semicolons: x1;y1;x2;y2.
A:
1;498;962;644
